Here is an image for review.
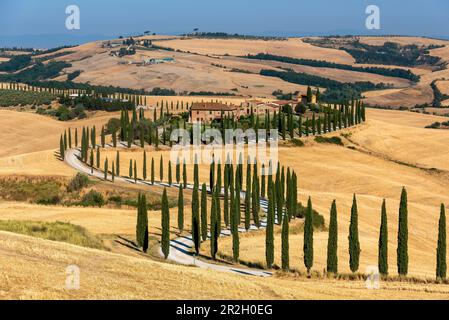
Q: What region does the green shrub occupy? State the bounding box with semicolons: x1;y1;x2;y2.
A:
295;202;326;230
67;173;89;192
80;190;105;207
314;136;343;146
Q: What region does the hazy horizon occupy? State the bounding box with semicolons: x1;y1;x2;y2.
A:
0;0;448;48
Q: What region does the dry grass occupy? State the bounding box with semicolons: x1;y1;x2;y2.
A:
2;230;449;299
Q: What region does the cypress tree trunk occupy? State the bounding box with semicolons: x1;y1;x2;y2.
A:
265;184;275;268
161;189;170;259
378;199;388;276
201;183;208;241
281;210;289;271
397;187;408;276
326;200;338;274
349;194;360;273
178;184;184;232
436;203;447;280
304;197;314;274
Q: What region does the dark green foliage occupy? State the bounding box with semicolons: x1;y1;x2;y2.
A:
81;190;105;207
437;204;447;280
136;194;148;251
397;187;409;276
183;161;187;188
159;155;164;182
232;195;239;262
177;184;184;232
168;161;172;185
66;173;89;192
142;151;147;180
161;188;170;259
303;197;314;273
265;184;275;268
349;194;360;273
314;136;343;145
378;199;388;275
116;151;120;176
151;158;155;184
326;200;338;274
281;210;289;271
201;183;208;241
191;184;200;254
244;161;251;230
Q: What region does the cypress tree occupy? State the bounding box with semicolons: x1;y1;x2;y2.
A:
223;163;229;228
101;126;105;148
159;155;163;182
59;135;65;160
436;204;447;280
68;129;72;148
191;183;200;254
176;158;180;184
151;157;155;184
244;160;252;230
261;164;266;198
265;184;275;268
129;159;133;178
112;130;117;147
143;151;147;180
161;188;170;259
96;147;100;168
232;194;239;262
75;128;78;147
116;151;120;176
136;194;148;251
134;160;137;183
210;160;215;192
252;175;260;228
304;197;314;274
168;160;172;185
210;194;218;260
89;149;94;173
178;184;184;232
281;210;289;271
326;200;338;274
201;183;208;241
104;158;108;180
397;187;409;276
183;160;187;188
111;162;115;182
378;199;388;276
349;194;360;273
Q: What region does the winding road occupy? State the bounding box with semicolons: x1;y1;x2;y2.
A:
65;145;272;277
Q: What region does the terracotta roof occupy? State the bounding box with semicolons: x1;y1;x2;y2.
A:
191;102;237;111
272;100;296;106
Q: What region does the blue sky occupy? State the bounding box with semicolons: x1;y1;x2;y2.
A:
0;0;447;47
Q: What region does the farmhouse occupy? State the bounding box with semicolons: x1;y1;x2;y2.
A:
190;102;240;123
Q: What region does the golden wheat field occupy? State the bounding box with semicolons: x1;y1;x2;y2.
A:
1;90;449;298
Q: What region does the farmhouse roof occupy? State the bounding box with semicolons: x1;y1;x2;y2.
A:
191;102;237;111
